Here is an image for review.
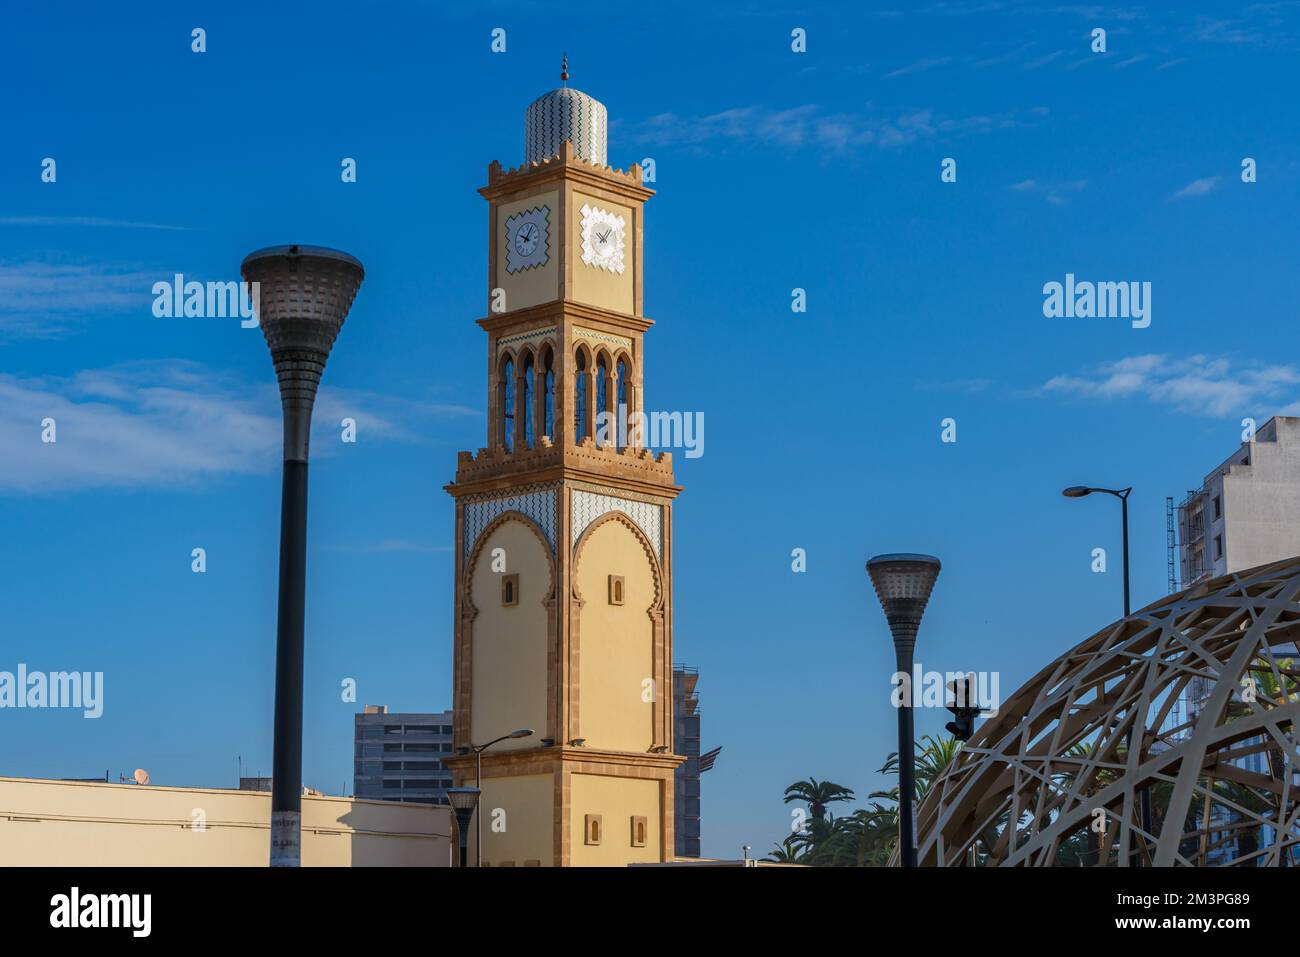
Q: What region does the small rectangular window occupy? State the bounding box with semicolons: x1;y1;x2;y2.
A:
584;813;603;846
630;815;647;847
608;575;624;606
1213;495;1222;520
502;573;519;607
1214;535;1223;560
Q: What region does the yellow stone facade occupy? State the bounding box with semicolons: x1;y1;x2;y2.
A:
445;95;684;866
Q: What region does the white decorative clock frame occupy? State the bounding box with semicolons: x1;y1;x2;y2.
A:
504;205;550;274
579;203;626;274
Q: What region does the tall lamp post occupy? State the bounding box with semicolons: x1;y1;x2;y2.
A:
1062;486;1131;616
242;245;364;867
867;553;942;868
458;728;533;866
445;787;481;867
1062;485;1150;865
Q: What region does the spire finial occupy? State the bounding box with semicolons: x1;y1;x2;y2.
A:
561;53;569;86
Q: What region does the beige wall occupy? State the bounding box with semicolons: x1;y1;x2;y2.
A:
470;520;551;752
576;519;655;751
472;772;554;867
572;191;634;315
496;190;559;311
569;773;661;867
0;777;450;867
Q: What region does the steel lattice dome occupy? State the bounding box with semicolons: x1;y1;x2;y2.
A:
913;556;1300;866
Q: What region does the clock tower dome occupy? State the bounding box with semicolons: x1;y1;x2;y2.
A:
444;65;684;866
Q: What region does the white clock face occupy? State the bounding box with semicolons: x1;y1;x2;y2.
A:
505;206;550;274
580;204;626;274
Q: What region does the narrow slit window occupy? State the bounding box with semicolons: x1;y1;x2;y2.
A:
574;351;588;443
502;573;519;607
501;357;515;453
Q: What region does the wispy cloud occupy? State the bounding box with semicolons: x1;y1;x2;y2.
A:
0;216;194;231
0;260;157;337
1025;49;1066;69
884;56;953;78
1190;14;1275;46
1041;354;1300;417
0;361;476;494
616;104;1046;155
1010;178;1088;204
1172;176;1221;199
916;376;994;394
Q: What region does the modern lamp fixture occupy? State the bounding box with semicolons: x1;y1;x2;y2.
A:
867;553;942;868
444;787;482;867
242;244;364;867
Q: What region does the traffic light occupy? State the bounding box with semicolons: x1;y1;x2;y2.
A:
945;673;982;742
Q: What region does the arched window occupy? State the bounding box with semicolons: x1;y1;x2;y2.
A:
615;358;628;451
595;355;608;447
522;352;535;450
574;349;588;442
542;349;555;441
502;357;514;452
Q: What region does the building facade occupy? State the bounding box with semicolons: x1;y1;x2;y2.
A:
673;666;701;857
1170;417;1300;858
354;705;455;806
443;74;685;866
1177;416;1300;586
0;776;450;866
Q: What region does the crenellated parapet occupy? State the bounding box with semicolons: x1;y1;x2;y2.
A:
482;141;653;204
450;436;676;498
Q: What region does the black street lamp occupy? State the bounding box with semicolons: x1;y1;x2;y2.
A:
1061;486;1131;616
1062;484;1150;865
867;553;941;868
445;787;481;867
242;245;364;867
464;728;533;866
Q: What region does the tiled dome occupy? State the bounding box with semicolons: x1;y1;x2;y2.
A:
525;86;607;166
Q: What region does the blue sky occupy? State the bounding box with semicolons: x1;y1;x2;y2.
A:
3;0;1300;858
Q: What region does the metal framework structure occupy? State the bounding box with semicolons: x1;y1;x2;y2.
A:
913;556;1300;866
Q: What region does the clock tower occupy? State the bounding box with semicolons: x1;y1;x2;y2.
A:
444;66;684;866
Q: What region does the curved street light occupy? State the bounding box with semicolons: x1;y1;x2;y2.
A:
1061;484;1150;864
464;728;533;866
1061;485;1132;616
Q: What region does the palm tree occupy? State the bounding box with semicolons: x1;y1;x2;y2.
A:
783;777;855;821
877;734;963;802
763;838;806;864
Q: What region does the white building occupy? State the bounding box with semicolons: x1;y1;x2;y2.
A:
1178;416;1300;586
